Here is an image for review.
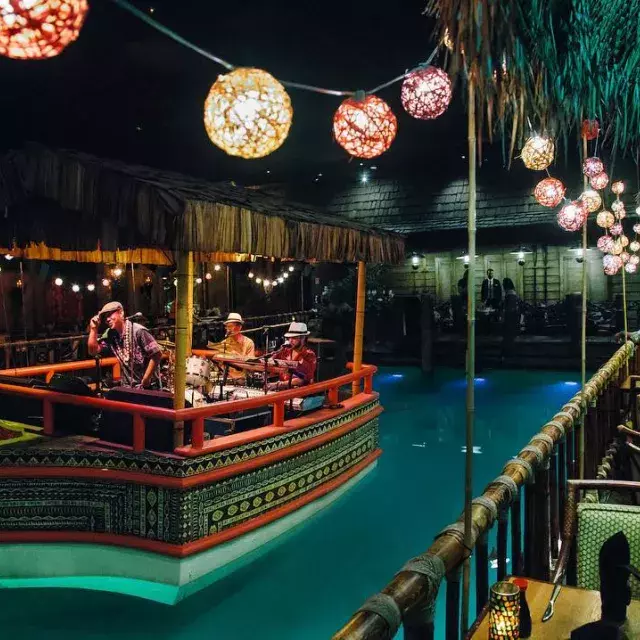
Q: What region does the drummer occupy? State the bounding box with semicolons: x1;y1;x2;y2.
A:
267;322;317;391
208;312;255;381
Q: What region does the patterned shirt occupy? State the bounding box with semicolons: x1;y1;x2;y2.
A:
272;345;317;385
99;321;161;387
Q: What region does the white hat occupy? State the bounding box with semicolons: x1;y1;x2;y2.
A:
285;322;310;338
223;312;244;325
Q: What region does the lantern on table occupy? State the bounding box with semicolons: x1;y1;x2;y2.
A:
401;66;452;120
583;157;604;178
534;177;565;208
557;201;587;231
596;210;614;229
204;67;293;159
333;93;397;159
590;172;609;190
489;581;520;639
521;135;555;170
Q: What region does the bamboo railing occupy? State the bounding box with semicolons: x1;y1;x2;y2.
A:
333;341;637;640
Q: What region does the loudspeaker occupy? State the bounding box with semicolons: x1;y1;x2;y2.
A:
46;374;98;436
99;387;191;452
0;375;44;425
204;409;272;438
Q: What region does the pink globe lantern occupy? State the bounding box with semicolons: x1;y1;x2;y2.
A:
621;251;630;263
401;66;452;120
583;157;604;178
597;235;615;253
630;255;640;266
612;239;624;255
557;201;587;231
610;222;623;236
631;240;640;253
590;172;609;190
634;224;640;234
534;177;565;208
626;262;638;274
579;189;602;213
603;254;623;275
333;94;398;159
596;210;615;228
611;180;625;195
612;200;625;214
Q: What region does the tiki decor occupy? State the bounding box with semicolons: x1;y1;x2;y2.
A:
579;189;602;213
401;66;452;120
596;211;614;229
611;181;625;195
583;157;605;178
581;119;600;141
203;68;293;159
333;94;397;159
521;135;555;170
557;201;587;231
534;177;565;208
603;254;622;275
610;222;623;237
597;235;615;253
0;0;88;59
590;172;609;190
489;581;520;639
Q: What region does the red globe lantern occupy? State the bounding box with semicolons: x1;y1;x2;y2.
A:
583;157;604;178
590;172;609;190
401;66;452;120
534;177;565;208
581;119;600;141
557;201;587;232
603;254;622;275
597;235;614;253
333;94;397;159
0;0;88;60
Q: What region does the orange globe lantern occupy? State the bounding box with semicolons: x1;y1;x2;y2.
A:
333;93;397;159
521;135;555;170
596;210;614;229
581;119;600;141
0;0;88;60
401;66;452;120
534;177;565;208
557;201;587;232
579;189;602;213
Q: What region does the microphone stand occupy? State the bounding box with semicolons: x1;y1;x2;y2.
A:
129;318;134;388
263;326;270;395
94;355;102;396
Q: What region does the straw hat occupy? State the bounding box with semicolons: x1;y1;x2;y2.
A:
285;322;310;338
223;312;244;325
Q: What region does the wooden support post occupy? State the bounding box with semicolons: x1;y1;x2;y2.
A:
43;399;54;436
538;464;551;581
191;417;204;450
445;569;461;640
550;448;560;561
511;491;522;576
475;532;489;618
421;294;434;374
352;260;366;397
524;483;535;578
173;251;194;448
273;401;285;428
132;413;145;453
497;509;508;582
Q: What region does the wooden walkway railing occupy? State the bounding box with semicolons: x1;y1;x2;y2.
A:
332;341;637;640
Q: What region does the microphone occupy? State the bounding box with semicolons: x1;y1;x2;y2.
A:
126;312;143;321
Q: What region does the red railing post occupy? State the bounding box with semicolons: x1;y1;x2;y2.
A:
112;361;121;381
364;374;373;394
328;386;339;405
43;399;54;436
273;401;285;428
132;413;145;453
191;416;205;450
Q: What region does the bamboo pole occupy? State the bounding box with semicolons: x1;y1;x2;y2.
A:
580;135;588;479
622;265;629;378
462;70;477;635
352;261;366;396
173;251;194;447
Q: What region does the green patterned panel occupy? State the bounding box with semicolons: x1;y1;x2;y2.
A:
577;502;640;599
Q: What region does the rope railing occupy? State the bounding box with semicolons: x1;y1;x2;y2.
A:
332;340;637;640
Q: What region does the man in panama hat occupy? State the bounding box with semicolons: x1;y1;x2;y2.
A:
207;312;255;381
268;322;316;391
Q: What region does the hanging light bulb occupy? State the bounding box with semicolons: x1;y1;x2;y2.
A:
86;283;96;292
71;284;80;293
255;277;262;284
288;265;295;272
113;267;123;278
214;264;221;271
102;278;111;287
283;272;289;279
4;254;13;261
278;277;284;283
263;279;271;287
195;277;203;284
248;271;254;279
54;277;63;286
205;272;212;280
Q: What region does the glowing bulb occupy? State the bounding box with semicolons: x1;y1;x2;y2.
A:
517;251;525;261
278;277;284;283
361;172;369;184
255;277;262;284
288;265;295;272
263;279;271;287
102;278;111;287
71;284;80;293
464;255;470;265
173;279;177;286
283;272;289;278
205;272;212;280
4;254;13;261
248;271;254;278
87;284;96;292
113;267;123;278
54;277;63;286
411;255;420;267
196;277;203;284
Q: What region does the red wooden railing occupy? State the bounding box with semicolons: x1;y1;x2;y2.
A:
0;354;377;456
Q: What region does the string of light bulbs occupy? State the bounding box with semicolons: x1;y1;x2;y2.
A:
247;264;296;289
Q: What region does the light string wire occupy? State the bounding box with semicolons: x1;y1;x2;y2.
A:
110;0;439;98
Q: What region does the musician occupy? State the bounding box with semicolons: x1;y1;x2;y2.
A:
268;322;317;391
208;312;255;380
88;301;161;388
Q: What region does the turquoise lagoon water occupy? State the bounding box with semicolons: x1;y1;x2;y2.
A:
0;367;580;639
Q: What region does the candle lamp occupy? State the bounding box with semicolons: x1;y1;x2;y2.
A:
489;581;521;639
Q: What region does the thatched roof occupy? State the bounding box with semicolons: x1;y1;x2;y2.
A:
0;146;404;265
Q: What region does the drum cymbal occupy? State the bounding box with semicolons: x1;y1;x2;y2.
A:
157;339;175;348
308;337;336;345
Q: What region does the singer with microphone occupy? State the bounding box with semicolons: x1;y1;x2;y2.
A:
87;302;162;388
267;322;317;391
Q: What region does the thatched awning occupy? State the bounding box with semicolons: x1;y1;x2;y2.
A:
0;146;404;265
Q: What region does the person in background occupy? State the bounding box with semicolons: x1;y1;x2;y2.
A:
481;268;503;309
502;278;520;359
208;312;255;381
88;301;161;388
268;322;317;391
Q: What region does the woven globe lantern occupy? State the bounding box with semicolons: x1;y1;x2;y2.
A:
604;254;623;275
521;135;555;170
610;222;623;236
596;210;615;229
0;0;88;59
401;66;452;120
579;189;602;213
625;262;638;274
333;94;397;159
583;157;604;178
612;200;625;215
634;224;640;234
621;251;630;263
557;201;587;232
611;180;625;195
630;254;640;266
621;235;630;247
534;177;565;208
631;241;640;253
581;119;600;141
597;235;615;253
590;172;609;190
204;67;293;159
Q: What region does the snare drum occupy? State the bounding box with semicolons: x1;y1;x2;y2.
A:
185;388;206;407
186;356;211;387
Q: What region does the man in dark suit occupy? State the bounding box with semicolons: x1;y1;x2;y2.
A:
481;268;503;309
